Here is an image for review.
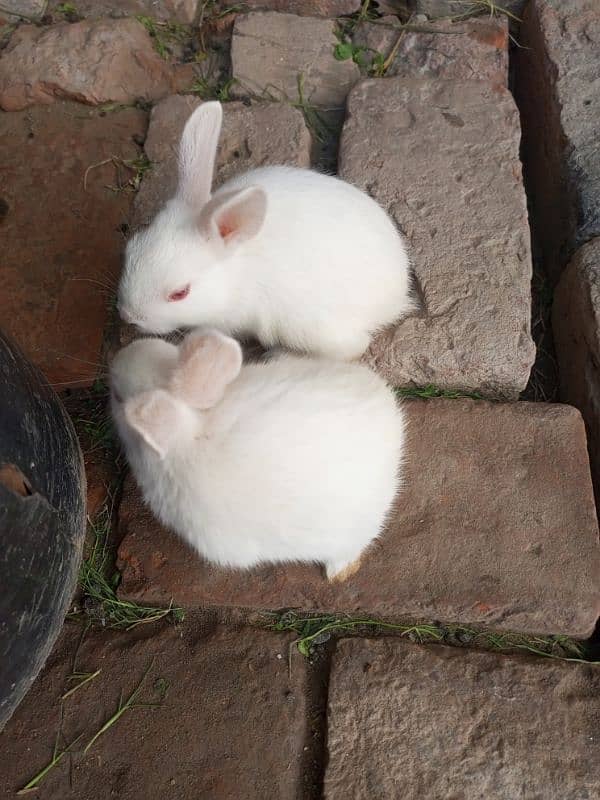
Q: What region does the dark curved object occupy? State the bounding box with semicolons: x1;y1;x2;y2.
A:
0;330;86;730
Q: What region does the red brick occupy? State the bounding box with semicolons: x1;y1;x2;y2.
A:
0;103;147;388
117;400;600;637
0;618;308;798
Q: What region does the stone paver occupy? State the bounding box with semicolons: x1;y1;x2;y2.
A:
131;96;312;228
339;77;535;397
354;16;508;85
224;0;361;14
415;0;525;18
231;12;360;107
324;637;600;800
553;238;600;500
0;618;307;798
117;399;600;637
0;0;46;21
516;0;600;280
0;18;193;112
48;0;200;22
0;102;146;387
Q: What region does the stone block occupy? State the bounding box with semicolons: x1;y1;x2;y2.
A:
131;95;312;228
553;237;600;503
0;103;147;387
220;0;361;14
0;619;308;797
415;0;525;20
325;637;600;799
515;0;600;280
117;399;600;637
231;12;360;107
339;77;535;397
48;0;199;21
0;18;192;111
354;16;508;84
0;0;46;21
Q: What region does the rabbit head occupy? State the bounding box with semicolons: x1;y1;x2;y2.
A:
110;330;243;458
118;101;267;335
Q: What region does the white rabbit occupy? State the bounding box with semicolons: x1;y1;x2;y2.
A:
118;101;413;361
110;329;405;580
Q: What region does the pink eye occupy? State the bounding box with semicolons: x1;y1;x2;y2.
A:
168;284;190;302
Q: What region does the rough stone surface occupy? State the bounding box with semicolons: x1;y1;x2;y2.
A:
131;95;312;228
415;0;525;18
515;0;600;281
0;103;147;387
47;0;199;21
354;16;508;85
339;78;535;397
221;0;361;14
0;0;46;21
231;12;360;107
553;238;600;504
117;399;600;637
0;18;193;111
324;638;600;799
0;618;307;798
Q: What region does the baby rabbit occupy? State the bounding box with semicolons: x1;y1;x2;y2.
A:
118;101;413;361
110;330;405;580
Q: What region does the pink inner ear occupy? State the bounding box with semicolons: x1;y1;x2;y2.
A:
218;218;235;240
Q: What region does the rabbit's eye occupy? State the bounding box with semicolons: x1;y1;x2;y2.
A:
168;284;190;302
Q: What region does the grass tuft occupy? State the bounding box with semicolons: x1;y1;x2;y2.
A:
135;15;192;60
396;384;484;400
451;0;521;23
75;504;184;631
189;76;237;102
55;2;80;19
263;611;597;664
83;154;151;194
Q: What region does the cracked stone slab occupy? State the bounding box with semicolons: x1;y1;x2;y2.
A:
117;399;600;638
131;95;312;229
231;12;360;107
0;0;46;21
324;638;600;799
339;77;535;397
0;18;193;111
515;0;600;280
415;0;525;20
0;618;308;798
353;16;508;85
47;0;200;21
553;237;600;502
221;0;361;14
0;102;147;387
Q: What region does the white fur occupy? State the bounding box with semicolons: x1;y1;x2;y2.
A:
118;101;414;360
110;332;405;579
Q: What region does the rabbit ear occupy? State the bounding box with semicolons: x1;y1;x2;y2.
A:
178;101;223;208
124;390;183;459
170;330;243;409
199;186;267;247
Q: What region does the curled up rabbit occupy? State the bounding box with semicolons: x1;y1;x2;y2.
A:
110;330;405;580
118;101;413;361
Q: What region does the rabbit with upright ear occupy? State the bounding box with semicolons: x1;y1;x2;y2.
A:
118;101;413;361
110;330;405;580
